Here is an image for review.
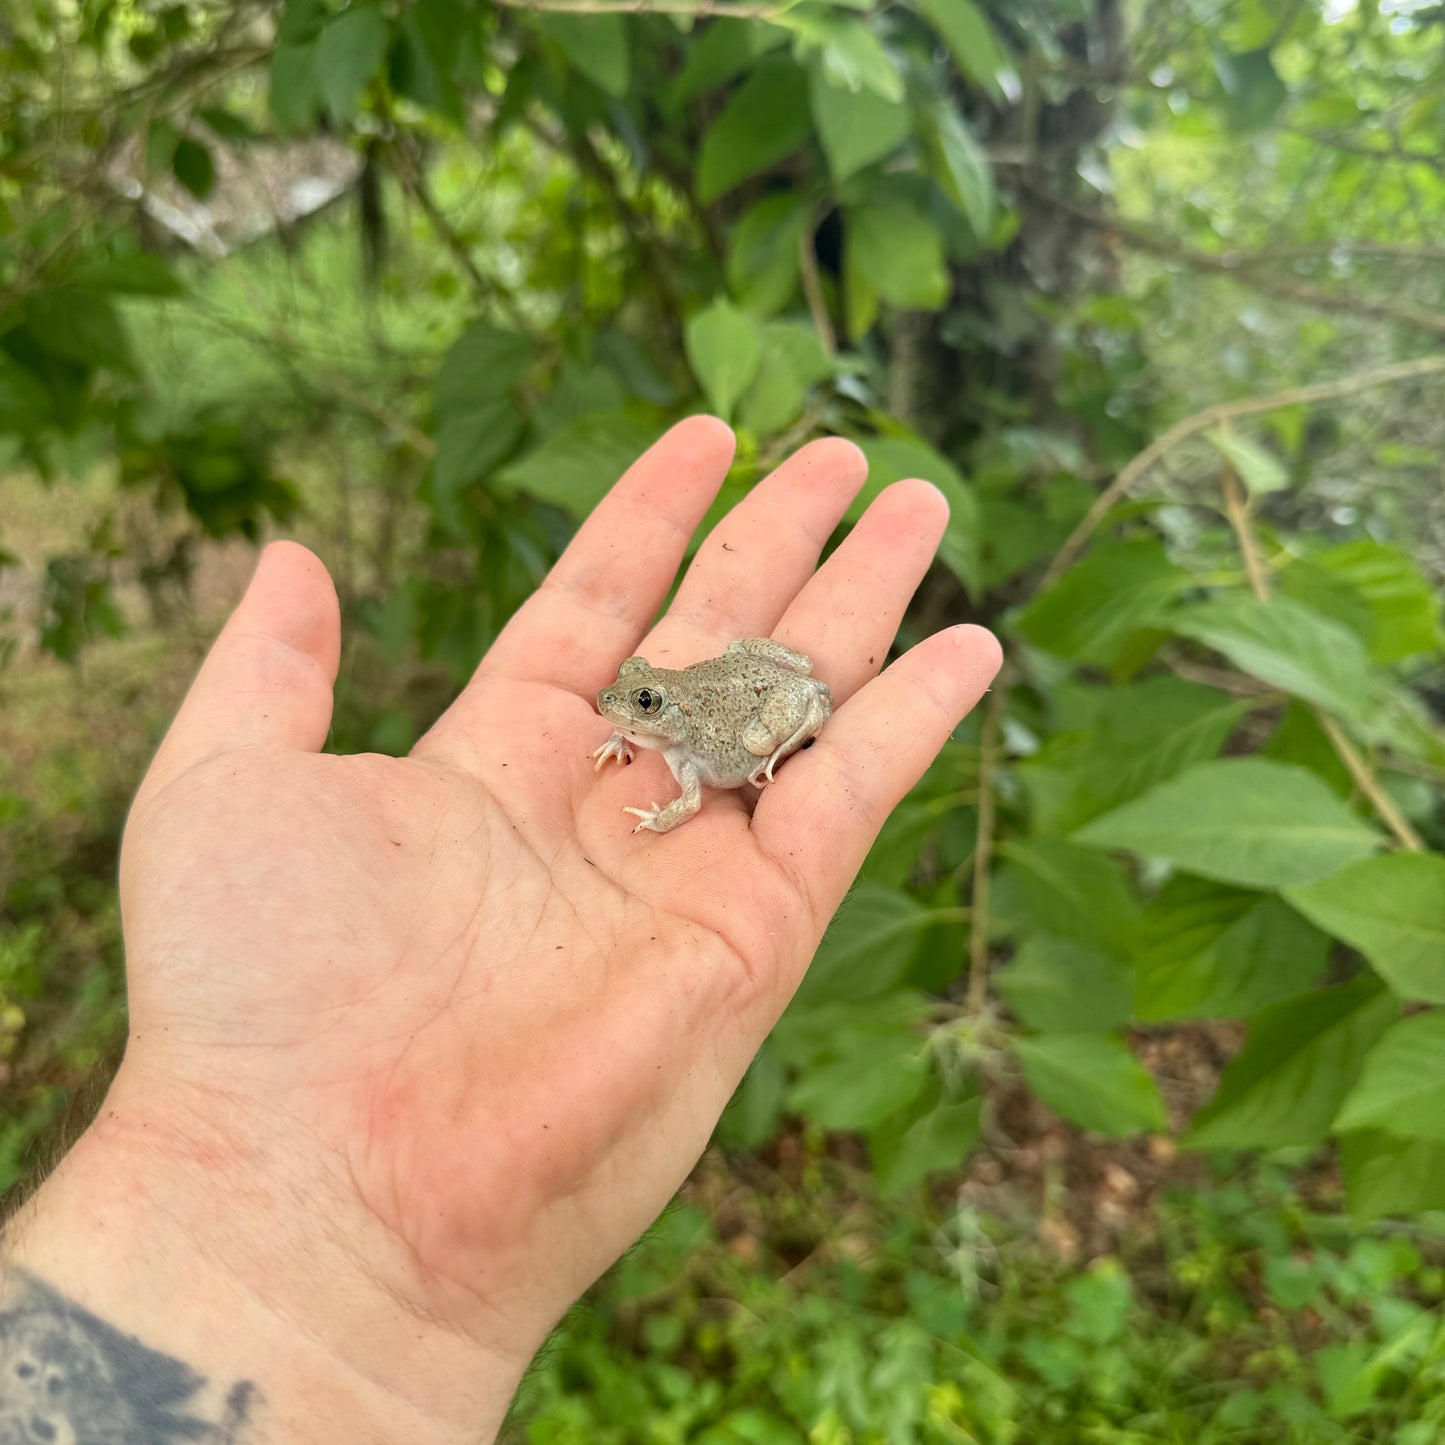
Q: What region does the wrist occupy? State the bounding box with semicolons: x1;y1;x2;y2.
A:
2;1074;530;1444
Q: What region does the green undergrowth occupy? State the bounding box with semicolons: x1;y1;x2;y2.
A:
510;1160;1445;1445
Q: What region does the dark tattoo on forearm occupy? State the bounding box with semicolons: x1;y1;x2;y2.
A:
0;1269;259;1443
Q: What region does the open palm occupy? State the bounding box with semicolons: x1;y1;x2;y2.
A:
113;418;1000;1429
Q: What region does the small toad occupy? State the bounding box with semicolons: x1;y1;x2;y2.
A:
593;638;834;833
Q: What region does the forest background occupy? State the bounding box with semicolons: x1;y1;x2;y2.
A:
2;0;1445;1438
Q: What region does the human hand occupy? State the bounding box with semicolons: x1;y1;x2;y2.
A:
7;419;999;1441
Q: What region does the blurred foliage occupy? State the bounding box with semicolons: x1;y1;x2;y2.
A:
3;0;1445;1399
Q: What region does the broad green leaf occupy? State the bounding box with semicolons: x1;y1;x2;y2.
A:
25;288;136;376
1018;677;1246;835
1173;594;1379;721
737;321;832;437
494;411;657;517
534;13;629;97
434;323;531;415
787;1016;928;1131
991;838;1139;953
1014;1032;1165;1137
316;4;389;123
717;1045;786;1152
1312;540;1442;663
846;201;949;311
912;0;1015;100
1285;853;1445;1003
696;55;812;204
853;437;980;596
809;69;909;181
1341;1129;1445;1222
1015;539;1184;671
1076;759;1380;889
171;137;215;199
532;362;626;438
998;935;1133;1034
433;398;523;500
684;300;762;421
1336;1014;1445;1140
872;1099;982;1194
1213;45;1288;130
70;253;184;297
1184;979;1398;1150
1263;702;1354;796
786;14;904;100
1135;880;1329;1021
796;882;933;1006
666;19;785;109
920;102;994;238
269;42;321;133
1206;427;1287;494
843;236;879;340
727;194;809;316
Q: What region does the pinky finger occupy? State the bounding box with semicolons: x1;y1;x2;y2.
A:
753;625;1002;926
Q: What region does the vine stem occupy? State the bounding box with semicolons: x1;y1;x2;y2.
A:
966;676;1008;1016
1041;353;1445;590
1214;418;1426;852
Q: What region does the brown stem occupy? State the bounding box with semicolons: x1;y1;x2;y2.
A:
1217;421;1272;604
1316;712;1426;853
798;219;836;356
966;677;1008;1017
1041;354;1445;589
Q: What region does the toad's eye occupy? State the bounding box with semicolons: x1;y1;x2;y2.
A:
633;688;661;714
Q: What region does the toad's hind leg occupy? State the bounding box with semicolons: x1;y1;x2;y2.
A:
623;758;703;833
724;638;813;674
743;688;833;786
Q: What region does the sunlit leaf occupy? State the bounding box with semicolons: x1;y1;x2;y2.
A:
1014;1032;1165;1137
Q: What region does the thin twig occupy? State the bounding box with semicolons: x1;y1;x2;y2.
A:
798;218;836;356
1217;419;1272;603
1317;712;1425;852
966;677;1008;1017
1041;354;1445;589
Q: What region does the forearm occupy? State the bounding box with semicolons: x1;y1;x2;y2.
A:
0;1099;526;1444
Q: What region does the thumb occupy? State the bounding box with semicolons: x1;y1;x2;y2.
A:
144;541;341;792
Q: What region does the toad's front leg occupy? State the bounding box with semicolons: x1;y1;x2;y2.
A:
623;756;703;833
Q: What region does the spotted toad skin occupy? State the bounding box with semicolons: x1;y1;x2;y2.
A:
593;638;833;833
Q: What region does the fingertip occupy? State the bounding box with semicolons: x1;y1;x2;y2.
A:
948;623;1004;684
670;413;737;466
245;540;341;683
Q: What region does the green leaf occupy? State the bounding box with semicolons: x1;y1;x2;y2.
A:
170;137;215;199
736;320;832;438
717;1045;786;1152
794;15;904;101
998;935;1133;1034
1311;540;1442;663
1014;1032;1165;1137
1284;853;1445;1004
796;882;932;1007
1018;677;1246;835
494;411;657;517
696;55;812;204
872;1099;982;1194
1206;428;1288;494
991;838;1139;953
809;69;909;182
534;13;629;97
1336;1014;1445;1141
25;288;136;376
1076;759;1381;890
666;19;786;109
69;253;184;297
316;4;389;123
1213;45;1288;131
269;42;321;133
1135;880;1329;1022
1341;1129;1445;1222
912;0;1015;101
1015;539;1184;671
727;194;809;316
1173;594;1379;722
433;398;524;501
787;1014;929;1131
434;324;531;416
1184;979;1398;1150
846;201;949;311
684;300;762;422
920;102;994;239
853;437;980;597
